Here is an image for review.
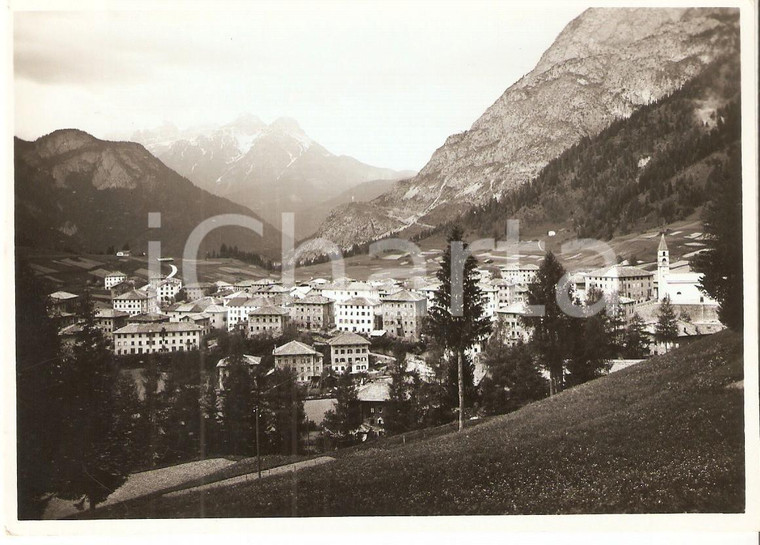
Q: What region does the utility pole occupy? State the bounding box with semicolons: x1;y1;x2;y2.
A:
255;367;276;480
255;397;261;479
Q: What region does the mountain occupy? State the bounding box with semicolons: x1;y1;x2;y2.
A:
292;178;400;239
316;7;739;248
14;130;284;259
129;116;414;238
457;55;740;242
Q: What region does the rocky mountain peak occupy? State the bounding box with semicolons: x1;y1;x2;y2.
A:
316;7;739;248
268;117;307;138
34;129;98;159
225;113;267;134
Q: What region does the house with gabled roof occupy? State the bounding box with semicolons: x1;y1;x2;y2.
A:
113;322;202;355
500;263;539;284
247;305;290;336
326;332;371;374
584;264;654;304
335;296;382;334
216;354;262;391
226;296;267;331
291;294;335;331
104;271;127;289
113;289;158;316
273;341;323;383
94;308;129;345
380;289;427;341
356;377;392;429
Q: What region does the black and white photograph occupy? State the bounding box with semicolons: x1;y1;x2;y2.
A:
3;0;758;538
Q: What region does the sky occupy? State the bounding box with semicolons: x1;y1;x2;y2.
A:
13;1;585;171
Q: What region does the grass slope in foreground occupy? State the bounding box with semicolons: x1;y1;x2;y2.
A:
92;331;744;518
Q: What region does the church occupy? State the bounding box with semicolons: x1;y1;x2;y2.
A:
655;234;716;304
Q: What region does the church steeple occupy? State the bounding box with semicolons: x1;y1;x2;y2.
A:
657;233;670;300
658;233;668;253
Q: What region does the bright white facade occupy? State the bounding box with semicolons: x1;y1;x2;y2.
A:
336;296;381;334
113;289;158;316
113;322;202;355
326;332;371;374
500;263;539;284
321;280;380;304
104;271;127;289
656;234;715;304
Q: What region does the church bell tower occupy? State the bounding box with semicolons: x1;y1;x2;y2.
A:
657;233;669;301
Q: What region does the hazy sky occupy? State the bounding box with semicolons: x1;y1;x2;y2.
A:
14;2;585;171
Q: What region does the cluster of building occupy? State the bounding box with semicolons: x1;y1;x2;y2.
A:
44;233;726;441
49;233;722;380
491;234;723;354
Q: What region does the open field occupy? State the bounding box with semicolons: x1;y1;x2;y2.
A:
295;218;707;281
83;330;744;518
17;218;706;290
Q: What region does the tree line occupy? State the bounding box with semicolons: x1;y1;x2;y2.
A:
15;270;307;518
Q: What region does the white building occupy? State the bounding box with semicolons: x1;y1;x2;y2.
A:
495;303;534;346
584;265;654;304
247;305;290;337
321;280;380;304
380;290;427;341
203;304;229;330
113;322;202;355
418;282;441;308
104;271;127;289
335;296;382;334
656;234;715;304
225;296;267;331
148;277;183;304
113;289;158;316
479;282;499;320
492;278;515;307
273;341;323;383
500;263;539;284
326;332;371;374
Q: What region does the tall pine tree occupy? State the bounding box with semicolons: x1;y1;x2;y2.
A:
693;149;743;330
523;252;575;395
621;313;649;358
16;261;60;519
425;225;491;431
49;292;137;510
655;295;679;353
323;371;360;441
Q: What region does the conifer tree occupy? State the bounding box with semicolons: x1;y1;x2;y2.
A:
16;261;60;519
217;337;254;455
425;225;491;431
49;292;136;510
523;252;574;395
261;367;306;455
655;296;679;353
693;150;743;330
479;339;548;416
385;349;413;435
566;288;615;387
323;371;360;441
621;313;649;358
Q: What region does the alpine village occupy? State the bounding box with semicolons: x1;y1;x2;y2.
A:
14;7;746;519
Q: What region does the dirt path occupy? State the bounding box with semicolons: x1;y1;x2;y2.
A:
164;456;336;497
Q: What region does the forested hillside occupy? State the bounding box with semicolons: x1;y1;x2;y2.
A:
460;56;741;240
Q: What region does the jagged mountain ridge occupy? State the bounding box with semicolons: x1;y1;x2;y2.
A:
457;55;741;243
316;7;739;248
15;129;284;258
130;116;415;237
